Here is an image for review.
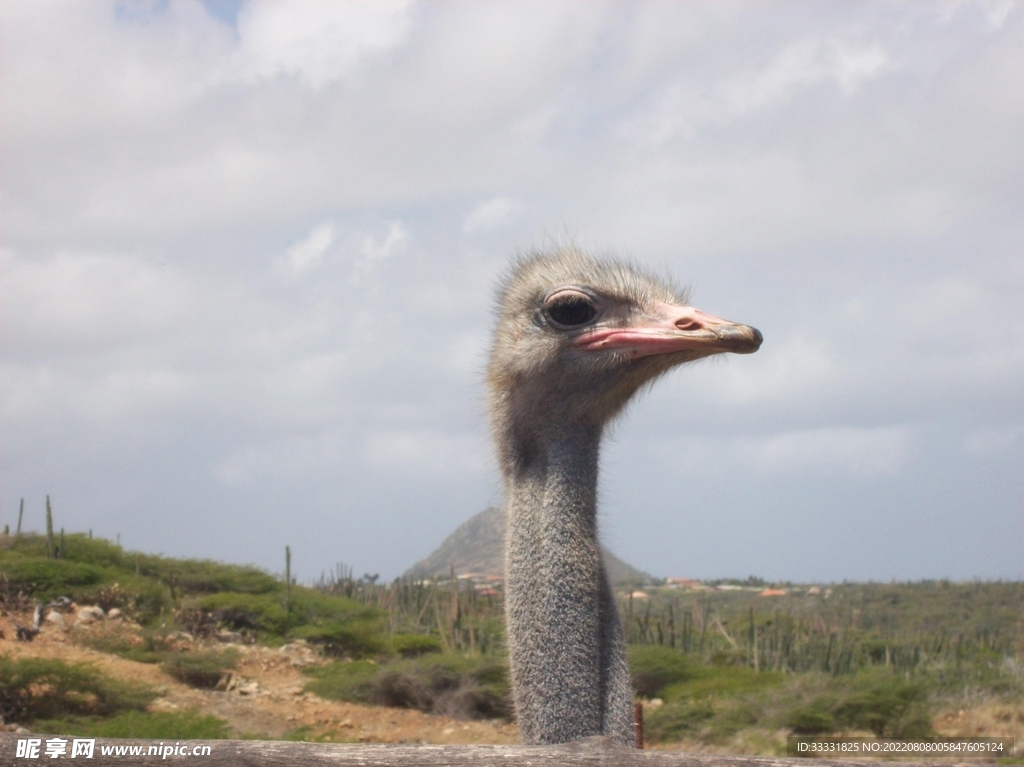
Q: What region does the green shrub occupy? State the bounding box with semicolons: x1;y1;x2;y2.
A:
0;656;153;724
704;699;762;743
44;534;279;596
0;555;104;598
160;650;239;689
777;671;933;738
627;645;693;699
644;699;715;742
287;588;376;623
191;592;291;635
833;671;933;738
305;654;512;721
70;577;170;624
662;664;784;701
187;588;383;645
303;659;381;703
783;699;837;734
289;618;388;658
391;633;443;658
0;542;173;622
31;710;231;739
158;560;281;596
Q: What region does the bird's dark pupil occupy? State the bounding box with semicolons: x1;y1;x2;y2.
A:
547;297;596;327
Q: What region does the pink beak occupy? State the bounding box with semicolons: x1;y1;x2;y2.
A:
574;301;762;359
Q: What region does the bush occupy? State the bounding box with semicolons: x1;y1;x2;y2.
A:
44;534;280;596
704;699;762;743
289;618;388;658
303;659;381;703
661;664;784;701
391;633;443;658
305;654;512;720
778;671;933;738
833;672;932;738
783;699;837;734
31;710;231;739
187;588;385;647
158;560;281;596
190;592;290;635
0;542;174;623
627;645;693;699
644;699;716;742
71;577;170;624
0;656;153;724
160;650;239;689
0;555;104;598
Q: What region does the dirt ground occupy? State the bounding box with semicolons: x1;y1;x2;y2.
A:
0;609;518;744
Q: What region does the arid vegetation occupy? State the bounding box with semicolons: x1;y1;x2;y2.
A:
1;529;1022;754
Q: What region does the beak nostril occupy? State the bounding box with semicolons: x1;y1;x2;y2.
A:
675;319;702;331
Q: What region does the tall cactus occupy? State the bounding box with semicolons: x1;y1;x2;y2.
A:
285;545;292;613
46;495;55;558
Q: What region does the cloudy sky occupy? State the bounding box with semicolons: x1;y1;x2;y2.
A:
2;1;1022;584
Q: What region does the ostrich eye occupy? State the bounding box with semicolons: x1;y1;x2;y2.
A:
544;291;598;329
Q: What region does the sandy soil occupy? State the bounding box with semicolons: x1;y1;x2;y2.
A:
0;609;518;744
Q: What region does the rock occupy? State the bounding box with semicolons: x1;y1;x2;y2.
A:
77;605;105;624
280;639;320;667
46;596;74;613
237;680;259;696
165;630;194;650
215;673;234;692
45;611;66;628
106;608;123;620
215;630;242;643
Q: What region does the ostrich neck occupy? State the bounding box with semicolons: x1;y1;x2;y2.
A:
503;422;634;745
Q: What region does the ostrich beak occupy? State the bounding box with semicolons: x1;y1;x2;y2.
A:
575;301;762;358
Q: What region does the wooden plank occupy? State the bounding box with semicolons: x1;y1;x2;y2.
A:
0;734;996;767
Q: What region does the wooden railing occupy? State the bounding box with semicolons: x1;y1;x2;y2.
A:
0;734;996;767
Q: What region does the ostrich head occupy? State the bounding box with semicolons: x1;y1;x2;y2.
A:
488;247;762;473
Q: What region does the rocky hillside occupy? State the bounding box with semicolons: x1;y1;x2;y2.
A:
403;507;654;585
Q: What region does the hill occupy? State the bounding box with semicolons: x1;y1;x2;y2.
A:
403;507;654;585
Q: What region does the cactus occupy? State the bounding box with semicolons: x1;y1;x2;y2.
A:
46;495;55;558
285;545;292;613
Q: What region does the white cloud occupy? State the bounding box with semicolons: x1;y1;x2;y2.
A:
348;220;409;285
361;221;408;262
762;38;888;99
2;2;1022;580
619;37;890;147
213;426;486;486
0;249;196;353
229;0;416;89
463;197;525;235
283;222;335;276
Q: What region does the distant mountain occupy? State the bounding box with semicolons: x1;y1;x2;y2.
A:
403;507;654;585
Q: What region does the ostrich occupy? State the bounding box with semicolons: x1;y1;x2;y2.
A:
487;247;761;746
